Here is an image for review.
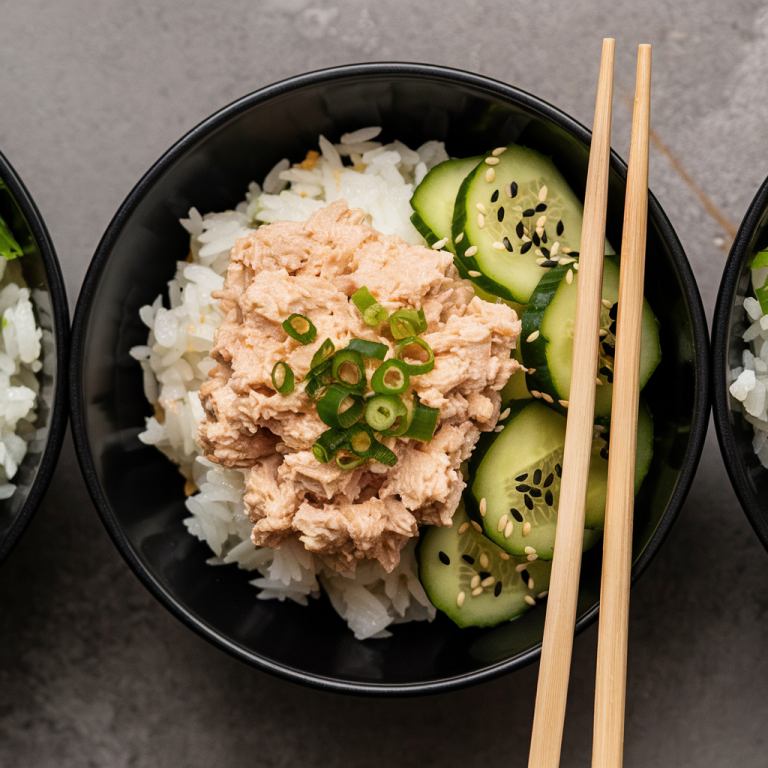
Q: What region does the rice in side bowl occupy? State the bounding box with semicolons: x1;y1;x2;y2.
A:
131;129;517;639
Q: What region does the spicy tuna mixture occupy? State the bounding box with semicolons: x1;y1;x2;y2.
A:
198;199;520;572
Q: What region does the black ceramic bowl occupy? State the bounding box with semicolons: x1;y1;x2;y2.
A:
0;151;69;567
713;177;768;549
70;63;709;695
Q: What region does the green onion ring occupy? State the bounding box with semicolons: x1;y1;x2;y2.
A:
344;338;388;360
394;336;435;374
271;361;295;395
310;338;335;370
352;287;389;326
317;384;365;429
335;451;367;470
365;394;406;432
403;396;439;442
331;349;366;391
389;308;427;339
282;313;317;344
312;428;349;463
380;394;414;437
370;359;410;394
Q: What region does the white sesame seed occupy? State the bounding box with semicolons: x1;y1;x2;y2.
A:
459;522;469;534
574;262;579;271
504;521;514;538
528;577;534;590
531;390;543;399
559;399;569;408
468;270;482;278
536;227;544;238
500;552;510;560
476;203;487;214
479;498;487;517
492;147;507;156
494;425;504;432
457;591;466;607
471;574;481;589
498;514;509;532
455;232;464;243
464;245;478;257
431;237;448;250
481;576;495;588
524;546;536;555
535;258;545;266
493;241;505;250
478;213;485;228
499;407;511;420
522;235;531;243
566;270;573;285
538;186;548;202
602;299;612;309
559;257;574;265
527;553;539;561
596;377;603;387
562;246;572;254
524;595;536;606
541;393;554;404
485;157;500;165
472;586;484;597
526;330;540;343
523;522;532;537
486;168;496;183
537;591;549;599
505;184;513;198
480;552;489;569
536;215;547;228
515;563;527;573
551;242;560;256
471;521;482;533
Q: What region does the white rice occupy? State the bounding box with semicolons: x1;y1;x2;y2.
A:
132;130;450;639
0;258;43;500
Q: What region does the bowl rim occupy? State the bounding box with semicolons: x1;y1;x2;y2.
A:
0;150;70;568
712;175;768;550
69;61;710;696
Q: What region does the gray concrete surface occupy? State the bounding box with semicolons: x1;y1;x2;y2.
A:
0;1;765;765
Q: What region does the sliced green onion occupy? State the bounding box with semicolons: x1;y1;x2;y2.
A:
345;338;388;360
282;313;316;344
389;308;427;339
352;286;389;326
317;384;365;429
347;424;375;455
0;215;22;261
365;394;406;432
331;349;366;391
271;361;295;394
395;336;435;375
380;394;414;437
370;359;409;394
403;396;439;442
310;338;335;370
305;372;331;401
335;451;367;470
312;428;349;463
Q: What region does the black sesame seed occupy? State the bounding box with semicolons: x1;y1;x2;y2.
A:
541;247;550;258
541;260;558;268
516;221;525;239
600;446;609;460
555;463;562;477
599;366;612;376
609;320;617;335
439;551;450;565
521;569;530;583
510;182;518;197
545;490;554;506
607;372;614;384
535;203;547;212
494;581;503;597
490;189;499;203
521;241;532;254
462;554;475;565
516;484;531;493
557;220;564;236
533;469;542;485
529;488;542;498
503;237;513;252
524;495;533;510
479;571;491;580
515;473;528;481
570;251;580;258
522;208;535;217
497;207;505;222
511;508;524;522
609;303;618;320
532;232;541;247
543;473;554;487
541;230;548;243
602;342;616;356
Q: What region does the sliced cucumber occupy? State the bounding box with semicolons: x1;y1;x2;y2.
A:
520;257;661;418
410;156;482;253
419;502;551;628
452;143;613;304
500;344;532;402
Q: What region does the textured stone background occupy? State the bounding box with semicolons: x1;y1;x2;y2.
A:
1;1;767;766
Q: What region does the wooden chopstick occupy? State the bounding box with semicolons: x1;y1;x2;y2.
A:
527;37;615;768
591;44;652;768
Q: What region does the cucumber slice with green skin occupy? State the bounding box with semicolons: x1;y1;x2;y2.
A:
520;257;661;418
500;344;532;402
419;502;552;628
467;399;652;558
451;143;613;304
410;156;483;253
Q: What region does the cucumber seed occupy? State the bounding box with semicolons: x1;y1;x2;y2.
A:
479;552;489;568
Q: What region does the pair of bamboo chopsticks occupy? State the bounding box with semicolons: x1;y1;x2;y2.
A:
527;40;652;768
